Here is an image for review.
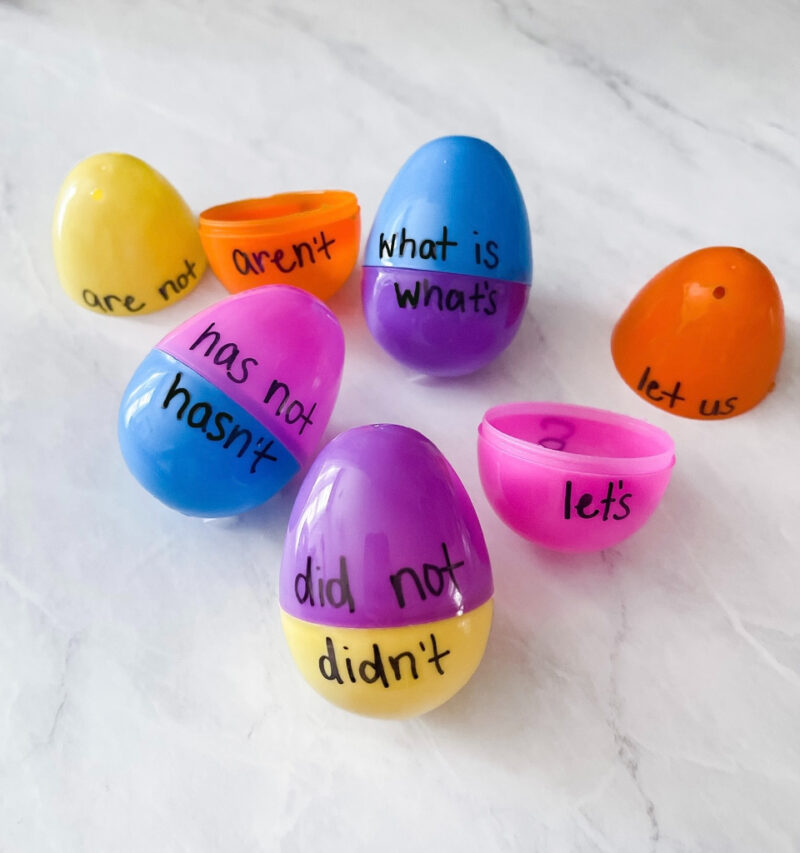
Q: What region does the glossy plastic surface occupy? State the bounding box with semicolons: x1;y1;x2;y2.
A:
280;423;493;717
280;424;493;628
119;351;299;516
53;152;206;316
612;246;785;419
362;268;529;376
157;285;344;462
478;402;675;552
199;190;360;301
363;137;531;281
119;286;345;516
362;136;532;375
281;601;493;719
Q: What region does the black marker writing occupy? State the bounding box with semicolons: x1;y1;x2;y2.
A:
389;542;464;609
83;290;145;314
189;321;259;385
318;632;451;686
294;556;355;613
232;230;336;276
564;480;632;521
378;226;458;262
637;366;685;409
263;380;316;436
393;279;498;316
159;259;199;301
699;397;738;417
161;372;278;474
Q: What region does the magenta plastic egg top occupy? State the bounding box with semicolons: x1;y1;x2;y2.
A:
478;402;676;552
157;285;345;463
279;424;493;629
480;402;675;475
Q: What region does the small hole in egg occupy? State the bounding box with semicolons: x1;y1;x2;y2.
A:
90;188;104;201
713;286;725;299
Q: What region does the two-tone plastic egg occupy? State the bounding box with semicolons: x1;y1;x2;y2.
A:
362;136;533;376
118;285;344;516
279;424;494;718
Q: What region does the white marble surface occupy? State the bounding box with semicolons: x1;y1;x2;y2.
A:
1;1;799;850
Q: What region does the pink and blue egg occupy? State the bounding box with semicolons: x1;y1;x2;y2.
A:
118;286;345;517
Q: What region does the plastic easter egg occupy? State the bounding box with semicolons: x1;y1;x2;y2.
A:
478;402;675;552
199;191;360;301
53;153;207;316
119;286;344;516
362;136;532;376
280;424;493;718
612;247;785;419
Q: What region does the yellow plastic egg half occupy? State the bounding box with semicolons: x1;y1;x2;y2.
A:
281;602;494;719
53;153;207;316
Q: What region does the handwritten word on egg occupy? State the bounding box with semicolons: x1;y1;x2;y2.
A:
378;225;500;271
81;257;200;315
231;230;336;277
162;372;279;474
319;632;451;687
157;259;201;303
564;480;632;522
295;543;466;689
187;321;317;435
393;278;498;315
294;541;464;614
638;366;738;418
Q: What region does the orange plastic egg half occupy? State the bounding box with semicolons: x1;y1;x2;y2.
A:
611;247;785;420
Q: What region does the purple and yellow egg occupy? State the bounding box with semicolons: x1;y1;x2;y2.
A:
279;424;494;718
